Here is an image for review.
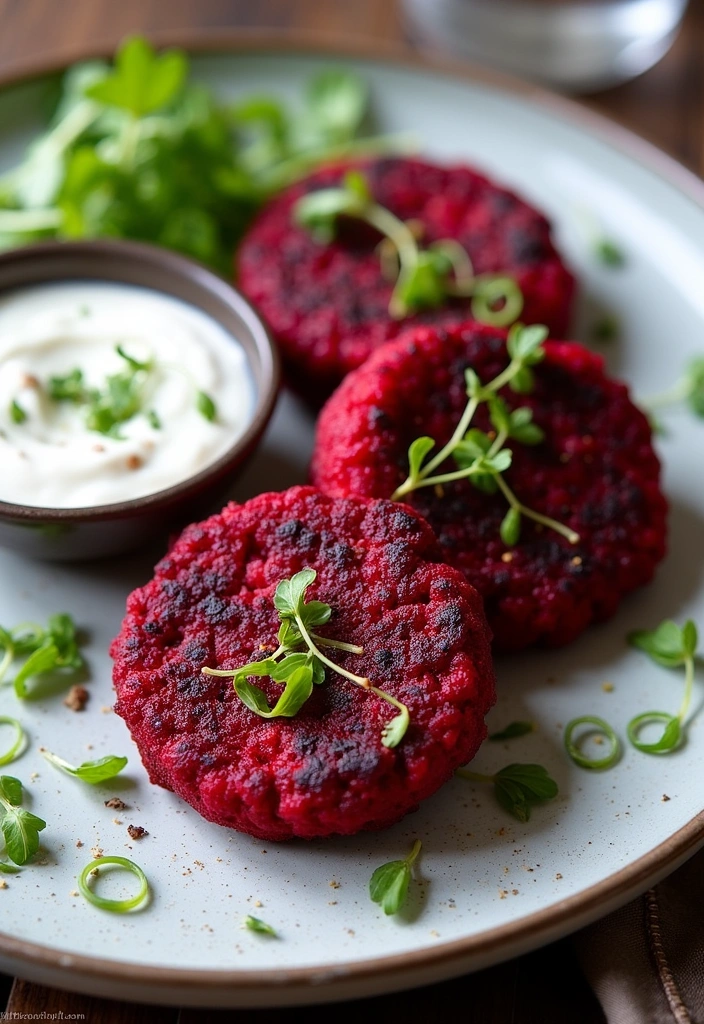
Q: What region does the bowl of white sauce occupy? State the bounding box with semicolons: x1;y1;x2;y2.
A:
0;240;279;559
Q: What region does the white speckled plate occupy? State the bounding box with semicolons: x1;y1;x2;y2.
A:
0;34;703;1009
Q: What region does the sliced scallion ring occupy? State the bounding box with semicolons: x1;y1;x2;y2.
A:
78;855;149;913
471;276;524;328
564;715;620;770
627;711;682;754
0;716;26;766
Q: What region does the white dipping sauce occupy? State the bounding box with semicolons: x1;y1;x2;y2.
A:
0;281;255;508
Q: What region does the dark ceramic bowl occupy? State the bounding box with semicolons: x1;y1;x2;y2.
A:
0;240;279;560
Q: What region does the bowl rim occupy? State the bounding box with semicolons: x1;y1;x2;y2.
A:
0;238;280;521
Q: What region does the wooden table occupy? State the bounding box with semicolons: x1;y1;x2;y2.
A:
0;1;701;1020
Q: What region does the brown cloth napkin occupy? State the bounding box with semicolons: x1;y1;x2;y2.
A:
573;849;704;1024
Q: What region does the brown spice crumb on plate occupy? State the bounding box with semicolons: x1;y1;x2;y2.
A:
64;684;89;711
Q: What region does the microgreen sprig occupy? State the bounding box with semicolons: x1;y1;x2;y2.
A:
9;399;27;425
456;763;558;822
46;346;218;435
391;323;579;548
202;569;410;748
0;717;27;767
369;839;422;916
641;357;704;425
0;775;46;865
564;716;621;770
40;749;128;784
78;855;149;913
48;345;154;438
294;170;523;324
0;613;84;699
243;915;278;937
489;721;534;742
626;619;699;754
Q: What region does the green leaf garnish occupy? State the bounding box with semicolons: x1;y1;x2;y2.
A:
147;409;161;430
2;613;84;699
86;37;187;119
78;855;149;913
627;712;682;754
628;619;697;667
294;170;522;324
369;839;421;916
640;356;704;425
0;861;20;874
391;323;579;549
564;716;621;770
9;399;27;424
595;239;625;267
243;914;278;936
48;367;87;402
0;717;27;767
592;314;620;343
626;618;699;754
457;763;558;822
196;390;217;423
40;749;128;784
203;568;409;747
305;70;368;145
489;721;534;742
0;775;46;865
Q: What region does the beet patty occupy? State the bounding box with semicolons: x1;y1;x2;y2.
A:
111;486;495;841
311;324;667;651
237;157;575;399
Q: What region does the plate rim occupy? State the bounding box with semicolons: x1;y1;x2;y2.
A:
1;27;703;1003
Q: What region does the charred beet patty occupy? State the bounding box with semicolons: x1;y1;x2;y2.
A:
237;157;575;398
311;324;668;651
111;486;495;841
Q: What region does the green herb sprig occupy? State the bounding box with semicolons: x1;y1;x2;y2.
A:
641;357;704;425
0;775;46;865
564;716;621;770
202;569;410;748
0;717;27;767
391;323;579;548
40;749;128;784
626;619;699;754
595;239;625;268
243;915;278;936
489;721;534;742
78;855;149;913
47;345;218;436
294;170;523;324
9;399;27;425
369;839;422;916
0;613;84;699
456;763;558;822
0;37;404;274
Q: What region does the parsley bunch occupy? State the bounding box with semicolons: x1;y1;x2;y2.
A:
0;613;84;699
202;569;410;748
0;38;396;274
294;170;523;323
392;323;579;547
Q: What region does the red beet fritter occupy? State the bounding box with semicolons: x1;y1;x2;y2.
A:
311;324;667;651
111;486;494;841
237;157;575;398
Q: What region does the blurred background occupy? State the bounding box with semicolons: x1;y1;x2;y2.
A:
0;0;701;172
